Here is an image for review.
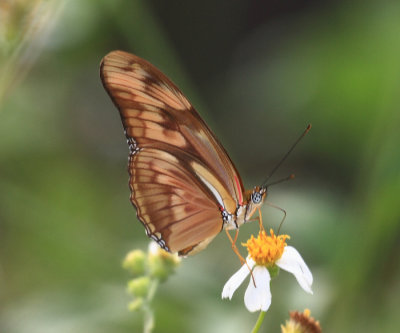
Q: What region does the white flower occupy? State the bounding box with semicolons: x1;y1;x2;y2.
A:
222;230;313;312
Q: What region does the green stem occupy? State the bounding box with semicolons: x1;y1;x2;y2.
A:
251;311;266;333
147;279;159;302
142;279;159;333
143;305;154;333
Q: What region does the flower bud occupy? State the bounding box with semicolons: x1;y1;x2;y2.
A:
127;276;151;297
128;298;144;312
148;242;181;282
123;250;146;276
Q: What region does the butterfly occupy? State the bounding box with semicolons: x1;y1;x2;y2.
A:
100;51;307;256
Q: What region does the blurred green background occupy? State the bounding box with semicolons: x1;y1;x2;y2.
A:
1;0;399;332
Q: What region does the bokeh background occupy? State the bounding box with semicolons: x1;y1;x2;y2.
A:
1;0;400;332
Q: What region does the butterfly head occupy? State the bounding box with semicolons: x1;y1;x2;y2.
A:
244;186;267;222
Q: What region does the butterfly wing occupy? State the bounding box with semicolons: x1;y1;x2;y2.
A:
100;50;244;255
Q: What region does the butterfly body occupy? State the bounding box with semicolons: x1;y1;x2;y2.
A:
100;51;266;256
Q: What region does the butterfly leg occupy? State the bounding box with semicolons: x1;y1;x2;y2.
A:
225;229;257;286
257;207;265;232
265;200;287;234
225;229;245;264
246;210;265;232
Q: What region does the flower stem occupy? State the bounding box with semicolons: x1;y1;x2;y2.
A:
142;280;159;333
143;304;154;333
251;311;266;333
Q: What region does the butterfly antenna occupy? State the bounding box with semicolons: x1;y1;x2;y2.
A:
261;124;311;188
266;173;295;187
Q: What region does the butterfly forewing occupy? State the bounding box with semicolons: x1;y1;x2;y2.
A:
100;50;244;255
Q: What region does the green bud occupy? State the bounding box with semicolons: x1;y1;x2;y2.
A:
148;255;170;281
268;265;280;279
127;276;151;297
122;250;146;276
148;243;181;282
128;298;144;312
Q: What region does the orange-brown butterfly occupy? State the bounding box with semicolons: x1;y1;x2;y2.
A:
100;50;308;256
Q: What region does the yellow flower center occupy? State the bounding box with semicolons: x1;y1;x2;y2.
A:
243;229;290;266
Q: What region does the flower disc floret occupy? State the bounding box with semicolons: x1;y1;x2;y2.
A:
243;229;290;266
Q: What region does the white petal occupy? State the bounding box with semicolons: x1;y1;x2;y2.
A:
222;257;255;300
244;266;272;312
276;246;313;294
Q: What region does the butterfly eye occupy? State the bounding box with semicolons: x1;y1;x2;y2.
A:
251;191;262;204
